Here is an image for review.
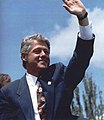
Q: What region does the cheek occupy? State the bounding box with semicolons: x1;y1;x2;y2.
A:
27;54;38;63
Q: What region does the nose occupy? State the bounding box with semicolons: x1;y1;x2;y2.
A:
40;50;46;56
39;49;49;57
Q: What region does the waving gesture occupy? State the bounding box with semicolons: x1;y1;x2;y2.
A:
63;0;88;26
63;0;86;17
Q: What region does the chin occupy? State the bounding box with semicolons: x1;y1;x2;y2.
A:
38;64;47;69
40;65;48;69
39;63;49;68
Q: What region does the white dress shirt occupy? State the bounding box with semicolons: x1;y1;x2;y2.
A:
26;73;41;120
79;22;93;40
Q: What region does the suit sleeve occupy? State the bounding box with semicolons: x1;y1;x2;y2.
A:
0;88;11;120
64;35;95;91
0;85;19;120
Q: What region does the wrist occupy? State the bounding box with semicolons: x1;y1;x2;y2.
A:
77;12;88;21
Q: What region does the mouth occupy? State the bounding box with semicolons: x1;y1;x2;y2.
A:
39;59;49;65
38;57;50;67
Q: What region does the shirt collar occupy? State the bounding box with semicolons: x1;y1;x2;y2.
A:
26;72;37;85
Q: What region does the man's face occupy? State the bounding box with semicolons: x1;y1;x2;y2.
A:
22;40;50;75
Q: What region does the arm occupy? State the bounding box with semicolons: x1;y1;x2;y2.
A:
62;0;95;90
64;37;94;91
0;89;11;120
0;86;19;120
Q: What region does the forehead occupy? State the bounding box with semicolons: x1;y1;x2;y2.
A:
30;40;49;50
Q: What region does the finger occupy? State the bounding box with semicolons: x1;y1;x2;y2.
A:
63;0;72;8
63;0;69;5
63;4;72;13
63;4;69;10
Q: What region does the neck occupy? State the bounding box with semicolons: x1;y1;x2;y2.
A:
26;70;39;77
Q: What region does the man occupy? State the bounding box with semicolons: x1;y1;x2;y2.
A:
0;0;95;120
0;73;11;89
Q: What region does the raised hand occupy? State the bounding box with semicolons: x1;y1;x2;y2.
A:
63;0;89;26
63;0;86;18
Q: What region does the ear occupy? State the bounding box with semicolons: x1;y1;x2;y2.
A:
21;53;28;61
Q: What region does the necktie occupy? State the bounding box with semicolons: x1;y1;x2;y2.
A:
37;84;46;120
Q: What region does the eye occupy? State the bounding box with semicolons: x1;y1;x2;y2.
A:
32;48;50;55
33;49;41;54
44;49;50;55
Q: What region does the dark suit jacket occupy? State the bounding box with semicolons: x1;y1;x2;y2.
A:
0;36;94;120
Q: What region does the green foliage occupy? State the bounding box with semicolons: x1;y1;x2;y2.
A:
71;74;104;120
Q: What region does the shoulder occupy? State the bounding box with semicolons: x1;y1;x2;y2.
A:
0;75;26;94
48;62;65;80
49;62;65;70
47;62;65;75
40;62;65;81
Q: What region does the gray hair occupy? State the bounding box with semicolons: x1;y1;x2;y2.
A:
20;33;50;54
20;33;50;69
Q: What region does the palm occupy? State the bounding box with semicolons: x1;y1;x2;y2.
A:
63;0;86;16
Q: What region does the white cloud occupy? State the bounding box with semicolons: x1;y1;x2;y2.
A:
50;16;78;59
89;8;104;69
49;7;104;69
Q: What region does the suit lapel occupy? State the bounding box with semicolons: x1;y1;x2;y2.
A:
17;76;34;120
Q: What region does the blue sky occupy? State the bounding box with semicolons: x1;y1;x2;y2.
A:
0;0;104;97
